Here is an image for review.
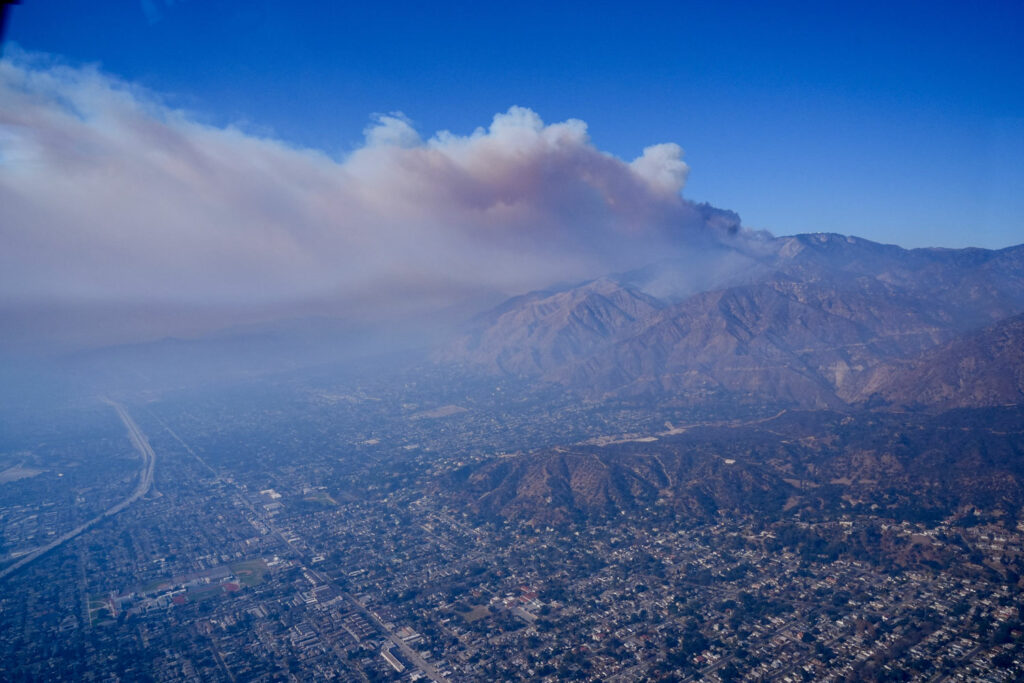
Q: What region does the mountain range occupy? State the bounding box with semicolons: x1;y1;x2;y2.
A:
438;233;1024;411
15;229;1024;528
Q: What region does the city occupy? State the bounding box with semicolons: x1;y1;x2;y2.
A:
2;369;1022;681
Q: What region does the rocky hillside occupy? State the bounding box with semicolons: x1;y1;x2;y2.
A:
439;278;663;377
448;443;793;525
441;408;1024;526
864;313;1024;410
438;234;1024;409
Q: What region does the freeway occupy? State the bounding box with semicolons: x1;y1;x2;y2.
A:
102;400;157;514
0;400;156;581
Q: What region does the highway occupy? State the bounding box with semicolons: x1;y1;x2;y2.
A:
0;400;156;581
101;400;157;515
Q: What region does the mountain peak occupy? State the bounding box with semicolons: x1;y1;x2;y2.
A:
439;235;1024;410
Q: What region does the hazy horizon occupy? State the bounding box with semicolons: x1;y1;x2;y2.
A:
3;7;1024;681
3;2;1024;352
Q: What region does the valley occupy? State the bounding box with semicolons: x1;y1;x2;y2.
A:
3;233;1024;681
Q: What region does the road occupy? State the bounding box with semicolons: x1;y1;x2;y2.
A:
152;413;448;682
0;400;156;581
338;587;448;682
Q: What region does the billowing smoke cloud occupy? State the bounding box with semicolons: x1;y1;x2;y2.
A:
0;52;741;348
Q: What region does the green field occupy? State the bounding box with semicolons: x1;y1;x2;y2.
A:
302;491;338;507
186;582;224;601
460;605;491;623
87;597;113;621
139;578;173;594
230;558;269;587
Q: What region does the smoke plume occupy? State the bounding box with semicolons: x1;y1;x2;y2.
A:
0;52;742;348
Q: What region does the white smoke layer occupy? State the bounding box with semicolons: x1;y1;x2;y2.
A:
0;52;742;347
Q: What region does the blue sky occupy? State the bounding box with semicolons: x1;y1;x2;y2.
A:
6;0;1023;249
7;0;1023;249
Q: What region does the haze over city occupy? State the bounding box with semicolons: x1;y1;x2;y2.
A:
2;1;1022;350
2;4;1024;682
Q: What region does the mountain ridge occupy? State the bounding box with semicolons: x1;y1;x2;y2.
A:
437;233;1024;411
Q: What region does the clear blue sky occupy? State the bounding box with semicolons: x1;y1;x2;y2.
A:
6;0;1023;248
